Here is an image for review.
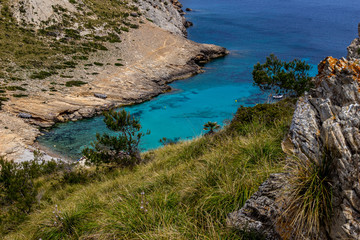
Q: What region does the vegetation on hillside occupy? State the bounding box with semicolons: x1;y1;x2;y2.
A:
252;54;313;97
83;109;149;167
0;0;141;105
0;99;295;239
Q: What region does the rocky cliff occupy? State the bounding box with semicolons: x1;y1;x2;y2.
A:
228;31;360;239
0;0;228;161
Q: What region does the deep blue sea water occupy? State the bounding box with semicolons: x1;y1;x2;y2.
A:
37;0;360;159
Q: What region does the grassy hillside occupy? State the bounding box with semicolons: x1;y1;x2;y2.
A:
0;99;295;239
0;0;141;108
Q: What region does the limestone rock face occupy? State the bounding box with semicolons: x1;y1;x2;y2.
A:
228;56;360;239
138;0;187;36
347;24;360;59
347;38;360;59
11;0;78;27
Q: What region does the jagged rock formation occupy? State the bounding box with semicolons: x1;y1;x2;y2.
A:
347;23;360;59
138;0;188;36
12;0;78;27
228;51;360;238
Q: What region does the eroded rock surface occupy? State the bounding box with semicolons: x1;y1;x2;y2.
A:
228;56;360;239
347;23;360;59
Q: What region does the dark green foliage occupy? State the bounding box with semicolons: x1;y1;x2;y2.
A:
203;121;220;135
115;63;124;66
5;86;26;91
65;80;87;87
253;54;313;97
64;29;81;40
0;155;61;214
159;137;180;146
0;158;37;214
64;61;77;68
60;168;91;185
30;71;54;79
120;26;129;32
13;94;28;98
93;62;103;66
83;109;149;167
229;98;296;134
0;96;9;110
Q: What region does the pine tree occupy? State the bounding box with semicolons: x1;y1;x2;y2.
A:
82;109;149;167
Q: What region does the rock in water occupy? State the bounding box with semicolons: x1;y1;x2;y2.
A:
228;55;360;239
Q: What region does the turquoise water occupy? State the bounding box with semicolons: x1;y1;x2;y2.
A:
37;0;360;159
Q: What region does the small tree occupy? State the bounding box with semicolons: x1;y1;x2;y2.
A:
203;121;220;135
82;109;149;167
252;54;313;97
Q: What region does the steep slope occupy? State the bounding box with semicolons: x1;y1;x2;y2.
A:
0;100;295;239
228;31;360;239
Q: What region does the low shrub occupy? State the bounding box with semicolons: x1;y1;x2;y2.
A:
30;71;54;80
65;80;87;87
229;98;296;134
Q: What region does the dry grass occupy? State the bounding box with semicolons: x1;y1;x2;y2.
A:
279;154;333;239
1;101;294;239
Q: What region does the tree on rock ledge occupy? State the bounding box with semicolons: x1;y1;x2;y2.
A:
82;109;149;167
252;54;313;97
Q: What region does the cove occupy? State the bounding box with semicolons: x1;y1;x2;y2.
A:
37;0;360;159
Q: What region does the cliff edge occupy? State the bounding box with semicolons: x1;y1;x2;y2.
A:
228;29;360;239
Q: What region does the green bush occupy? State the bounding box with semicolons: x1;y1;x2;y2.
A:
229;99;296;134
93;62;103;66
65;80;87;87
0;158;38;214
5;86;26;91
83;109;149;167
30;71;54;80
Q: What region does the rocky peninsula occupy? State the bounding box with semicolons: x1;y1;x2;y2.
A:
0;0;228;161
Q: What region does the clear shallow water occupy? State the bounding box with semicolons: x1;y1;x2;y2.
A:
37;0;360;159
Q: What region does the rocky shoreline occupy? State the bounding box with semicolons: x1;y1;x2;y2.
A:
0;6;228;161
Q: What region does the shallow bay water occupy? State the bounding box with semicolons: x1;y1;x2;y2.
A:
37;0;360;159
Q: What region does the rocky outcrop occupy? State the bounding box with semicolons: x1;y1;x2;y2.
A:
347;23;360;59
11;0;78;28
228;56;360;239
138;0;188;36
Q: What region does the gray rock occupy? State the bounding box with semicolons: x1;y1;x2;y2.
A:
228;56;360;239
18;112;32;119
137;0;188;36
94;93;107;99
130;12;138;17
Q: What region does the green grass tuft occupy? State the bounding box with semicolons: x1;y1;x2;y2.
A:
279;153;333;239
